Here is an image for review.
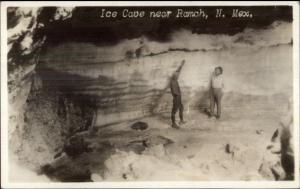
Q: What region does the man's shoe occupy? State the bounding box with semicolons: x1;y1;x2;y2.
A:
216;115;221;119
179;120;187;125
172;123;180;129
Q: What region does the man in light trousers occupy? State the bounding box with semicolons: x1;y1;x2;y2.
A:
210;66;224;119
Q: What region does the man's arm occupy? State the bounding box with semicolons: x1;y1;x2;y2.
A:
221;76;225;96
221;79;224;89
209;74;214;93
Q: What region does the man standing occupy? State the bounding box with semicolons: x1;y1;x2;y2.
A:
170;69;186;129
210;66;224;119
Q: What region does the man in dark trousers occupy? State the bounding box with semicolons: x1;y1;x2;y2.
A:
170;68;186;129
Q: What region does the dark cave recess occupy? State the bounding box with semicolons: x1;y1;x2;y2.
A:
30;6;293;46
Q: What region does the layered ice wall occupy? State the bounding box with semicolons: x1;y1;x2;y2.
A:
39;21;293;126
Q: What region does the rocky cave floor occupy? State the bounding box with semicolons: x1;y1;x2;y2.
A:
38;108;286;182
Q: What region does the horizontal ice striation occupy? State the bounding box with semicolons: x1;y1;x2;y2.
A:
39;40;292;126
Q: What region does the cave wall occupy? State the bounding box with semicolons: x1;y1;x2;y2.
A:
7;7;293;129
7;7;293;130
6;7;82;176
38;35;292;126
7;6;76;139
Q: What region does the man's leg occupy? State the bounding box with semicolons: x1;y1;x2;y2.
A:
210;89;215;116
171;96;179;127
178;95;185;124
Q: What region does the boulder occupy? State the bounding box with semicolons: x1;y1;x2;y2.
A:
131;121;148;131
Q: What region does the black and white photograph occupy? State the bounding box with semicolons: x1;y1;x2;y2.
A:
1;1;299;188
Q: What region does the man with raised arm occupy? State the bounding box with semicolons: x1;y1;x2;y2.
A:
170;61;186;129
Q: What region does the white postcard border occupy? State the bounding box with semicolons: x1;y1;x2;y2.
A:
1;1;299;188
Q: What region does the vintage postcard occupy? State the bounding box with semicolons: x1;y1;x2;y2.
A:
1;1;299;188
